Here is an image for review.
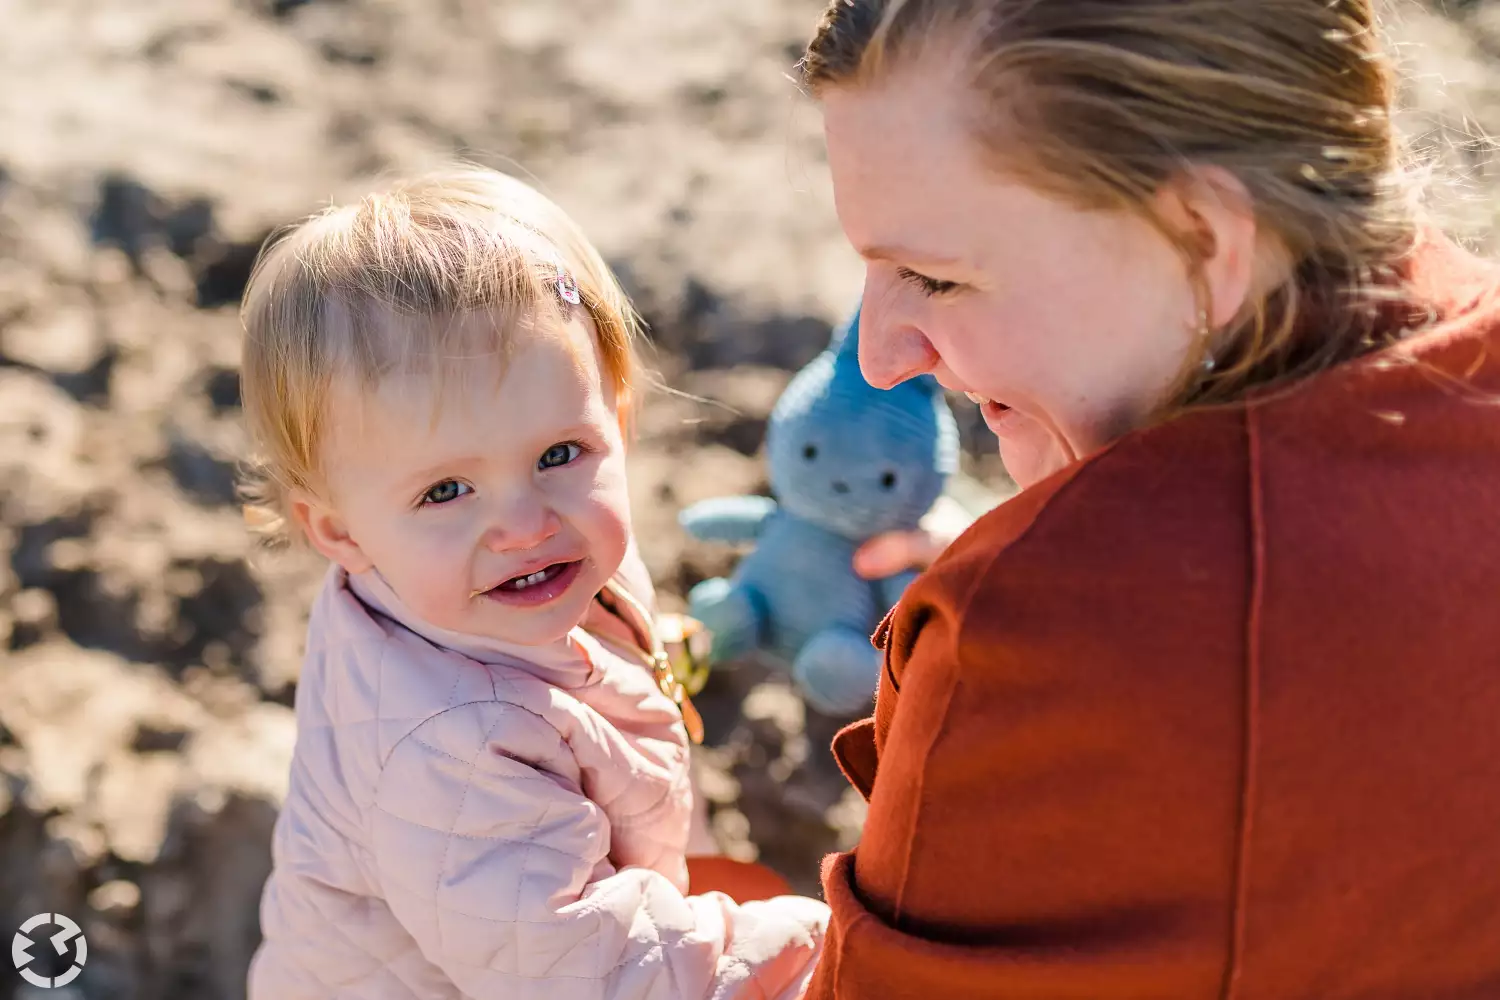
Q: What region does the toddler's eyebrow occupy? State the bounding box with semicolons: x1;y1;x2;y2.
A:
396;459;474;492
550;422;595;441
390;423;600;490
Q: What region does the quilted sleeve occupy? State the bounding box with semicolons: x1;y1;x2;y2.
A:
370;699;827;1000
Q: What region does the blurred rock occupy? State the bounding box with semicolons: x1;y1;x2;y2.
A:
0;303;104;375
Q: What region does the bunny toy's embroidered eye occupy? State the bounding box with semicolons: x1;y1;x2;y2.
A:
880;471;898;490
803;444;818;461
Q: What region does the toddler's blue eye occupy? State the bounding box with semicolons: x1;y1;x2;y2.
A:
423;480;470;505
539;443;582;469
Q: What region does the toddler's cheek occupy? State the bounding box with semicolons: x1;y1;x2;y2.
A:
395;559;470;630
578;470;632;566
592;503;632;575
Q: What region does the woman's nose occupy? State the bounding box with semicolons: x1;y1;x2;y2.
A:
857;295;940;390
481;501;560;553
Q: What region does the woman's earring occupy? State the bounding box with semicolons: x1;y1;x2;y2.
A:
1198;309;1216;374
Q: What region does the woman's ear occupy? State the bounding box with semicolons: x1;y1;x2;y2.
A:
290;490;374;575
1153;166;1259;330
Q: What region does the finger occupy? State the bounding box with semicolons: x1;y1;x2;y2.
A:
907;531;947;568
854;531;935;579
853;534;902;579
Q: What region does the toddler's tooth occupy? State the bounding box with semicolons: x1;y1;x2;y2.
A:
510;569;547;591
502;565;562;592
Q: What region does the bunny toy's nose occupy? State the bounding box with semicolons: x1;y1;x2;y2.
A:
831;480;850;494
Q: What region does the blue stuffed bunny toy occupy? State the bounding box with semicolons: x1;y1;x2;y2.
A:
678;308;961;715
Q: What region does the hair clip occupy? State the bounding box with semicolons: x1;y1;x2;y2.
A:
542;247;581;306
556;268;581;306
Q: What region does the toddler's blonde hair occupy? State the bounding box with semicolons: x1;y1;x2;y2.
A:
239;164;641;545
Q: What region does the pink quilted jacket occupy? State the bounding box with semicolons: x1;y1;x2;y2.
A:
248;545;828;999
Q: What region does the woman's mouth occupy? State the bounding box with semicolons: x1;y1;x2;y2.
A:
966;392;1018;435
480;560;584;608
964;391;1010;413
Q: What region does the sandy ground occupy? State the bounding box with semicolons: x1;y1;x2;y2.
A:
0;1;1497;997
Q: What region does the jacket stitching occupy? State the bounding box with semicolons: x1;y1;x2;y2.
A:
398;742;565;789
313;895;421;989
594;865;605;981
606;772;687;825
641;909;678;995
379;881;717;981
881;441;1119;923
887;444;1110;679
1222;406;1266;1000
379;699;567;771
831;889;870;998
881;643;901;695
432;714;504;957
443;654;465;712
383;865;682;922
372;802;581;857
889;534;1006;924
516;800;545;976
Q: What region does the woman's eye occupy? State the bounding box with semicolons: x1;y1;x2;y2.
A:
803;444;818;461
539;442;583;470
422;480;471;505
880;471;898;490
896;267;958;297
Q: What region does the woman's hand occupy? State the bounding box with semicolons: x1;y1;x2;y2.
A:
853;494;977;579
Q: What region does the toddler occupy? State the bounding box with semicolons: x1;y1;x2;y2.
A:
242;166;828;1000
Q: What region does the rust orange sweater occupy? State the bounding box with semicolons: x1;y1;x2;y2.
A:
806;233;1500;999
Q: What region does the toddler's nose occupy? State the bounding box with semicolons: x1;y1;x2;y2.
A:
481;505;560;553
831;480;850;494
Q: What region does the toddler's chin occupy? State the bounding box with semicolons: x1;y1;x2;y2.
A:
485;610;584;647
395;589;574;647
453;590;588;647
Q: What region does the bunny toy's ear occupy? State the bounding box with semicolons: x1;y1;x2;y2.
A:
828;305;861;358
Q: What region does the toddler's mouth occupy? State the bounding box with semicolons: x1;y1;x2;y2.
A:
479;560;584;608
499;563;570;591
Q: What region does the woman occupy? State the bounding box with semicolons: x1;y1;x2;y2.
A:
809;1;1500;997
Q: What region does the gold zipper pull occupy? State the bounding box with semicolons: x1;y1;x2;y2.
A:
653;651;705;745
601;581;707;745
681;697;705;746
656;613;712;697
